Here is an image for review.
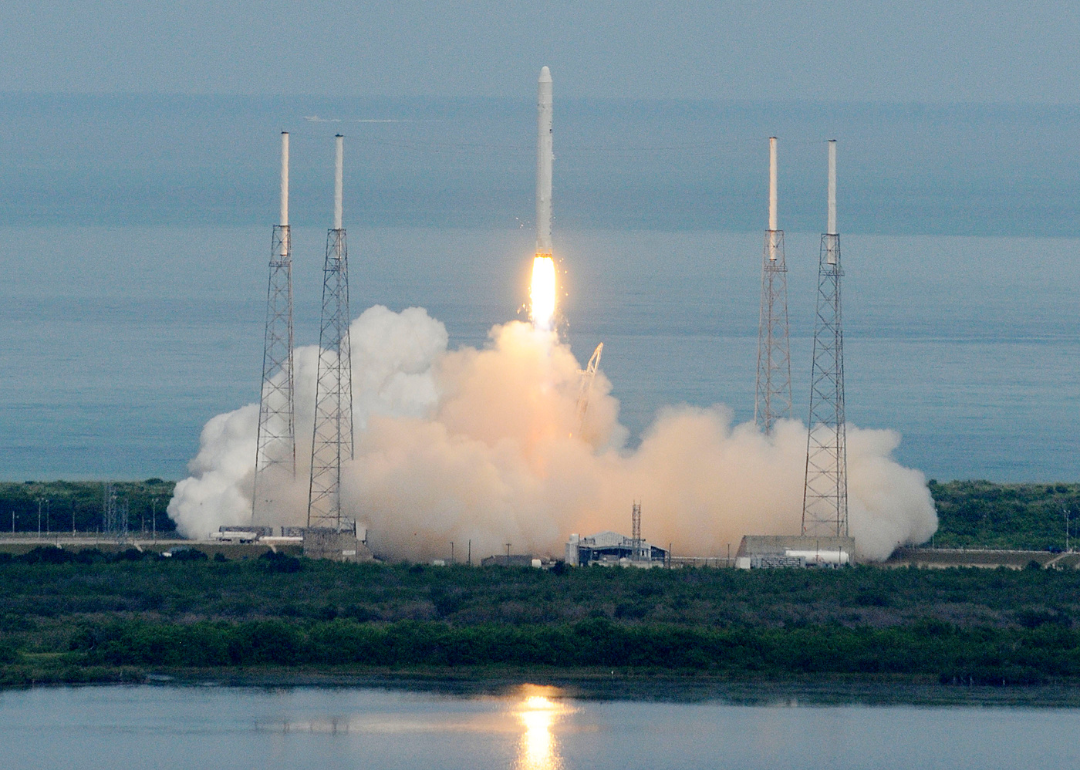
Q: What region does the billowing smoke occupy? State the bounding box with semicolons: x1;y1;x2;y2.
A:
168;305;936;561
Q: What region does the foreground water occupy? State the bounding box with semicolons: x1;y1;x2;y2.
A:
0;684;1078;769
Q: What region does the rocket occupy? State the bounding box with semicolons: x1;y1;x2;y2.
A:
535;66;553;256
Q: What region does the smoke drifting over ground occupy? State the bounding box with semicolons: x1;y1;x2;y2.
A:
169;305;937;561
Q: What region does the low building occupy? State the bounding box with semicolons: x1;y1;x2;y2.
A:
301;522;373;563
566;531;667;567
735;535;855;569
480;554;542;567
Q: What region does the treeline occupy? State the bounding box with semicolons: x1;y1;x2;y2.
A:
0;480;176;535
930;480;1080;551
2;552;1079;629
1;554;1080;684
30;616;1079;685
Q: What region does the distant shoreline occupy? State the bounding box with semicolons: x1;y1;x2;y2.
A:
7;667;1080;708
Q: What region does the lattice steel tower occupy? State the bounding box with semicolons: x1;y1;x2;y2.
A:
308;135;354;529
252;132;296;522
802;140;848;537
755;137;792;435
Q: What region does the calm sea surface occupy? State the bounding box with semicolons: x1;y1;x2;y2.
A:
1;225;1078;482
0;684;1078;769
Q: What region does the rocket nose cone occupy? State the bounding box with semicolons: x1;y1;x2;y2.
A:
539;66;552;82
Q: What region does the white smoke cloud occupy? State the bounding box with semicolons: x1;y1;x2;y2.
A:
168;305;937;561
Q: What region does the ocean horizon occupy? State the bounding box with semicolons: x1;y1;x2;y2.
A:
0;96;1077;483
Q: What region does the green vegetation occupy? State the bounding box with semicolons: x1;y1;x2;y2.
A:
0;480;176;535
0;478;1078;687
2;551;1080;686
930;480;1080;550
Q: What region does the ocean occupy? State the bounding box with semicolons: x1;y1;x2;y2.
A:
1;96;1078;483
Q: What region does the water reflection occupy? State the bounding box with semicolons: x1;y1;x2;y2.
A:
513;689;574;770
252;683;576;770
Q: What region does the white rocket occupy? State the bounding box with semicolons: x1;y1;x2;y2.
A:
535;66;553;256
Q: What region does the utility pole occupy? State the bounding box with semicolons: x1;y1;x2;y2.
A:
506;543;511;564
45;499;50;536
37;499;42;537
450;541;454;564
467;540;471;566
152;499;158;542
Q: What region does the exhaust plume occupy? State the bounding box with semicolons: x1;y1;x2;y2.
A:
169;305;936;561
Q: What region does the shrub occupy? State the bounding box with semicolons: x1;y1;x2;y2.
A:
258;551;301;573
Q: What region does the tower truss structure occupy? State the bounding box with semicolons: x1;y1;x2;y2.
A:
802;140;848;538
755;230;792;434
252;133;295;521
308;135;354;529
755;138;792;435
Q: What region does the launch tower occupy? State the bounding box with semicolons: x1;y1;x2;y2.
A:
755;137;792;435
252;132;296;521
308;135;355;529
802;140;848;537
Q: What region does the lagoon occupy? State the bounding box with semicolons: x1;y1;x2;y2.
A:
1;683;1079;769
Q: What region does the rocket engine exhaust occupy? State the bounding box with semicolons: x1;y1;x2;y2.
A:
530;66;556;332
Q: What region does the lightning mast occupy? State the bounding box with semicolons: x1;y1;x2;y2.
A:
631;500;645;561
802;140;848;537
755;137;792;435
307;135;355;529
252;132;296;522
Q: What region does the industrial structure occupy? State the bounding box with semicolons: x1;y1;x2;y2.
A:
734;535;854;569
252;132;296;523
307;134;355;529
565;503;667;567
755;137;792;435
102;483;128;540
802;140;849;538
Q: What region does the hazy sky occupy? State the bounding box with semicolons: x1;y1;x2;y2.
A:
2;1;1077;102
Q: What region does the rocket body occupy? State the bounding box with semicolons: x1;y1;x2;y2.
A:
535;67;553;255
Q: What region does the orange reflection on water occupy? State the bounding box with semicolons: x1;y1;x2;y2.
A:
513;687;573;770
